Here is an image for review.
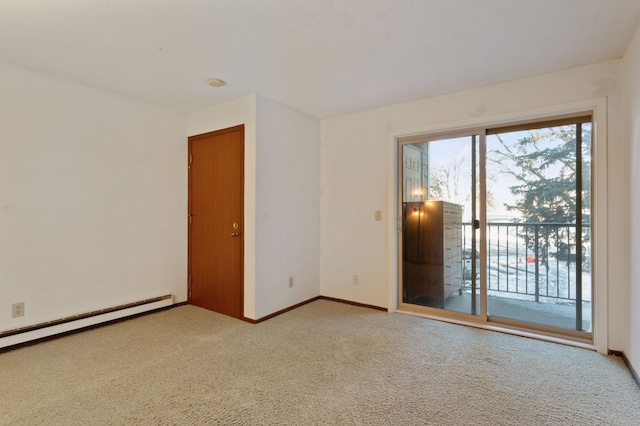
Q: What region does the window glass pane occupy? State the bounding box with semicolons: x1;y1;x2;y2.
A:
485;123;591;331
401;136;479;315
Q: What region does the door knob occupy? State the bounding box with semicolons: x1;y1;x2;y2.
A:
231;232;239;237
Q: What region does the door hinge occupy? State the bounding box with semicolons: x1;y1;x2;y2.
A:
188;213;192;224
189;153;193;164
188;274;192;298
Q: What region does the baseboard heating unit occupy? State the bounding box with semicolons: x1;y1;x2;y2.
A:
0;295;173;349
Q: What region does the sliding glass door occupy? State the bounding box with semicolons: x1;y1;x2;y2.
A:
398;114;593;339
484;118;592;332
400;134;480;317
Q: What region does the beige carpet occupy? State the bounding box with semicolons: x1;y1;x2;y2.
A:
0;300;638;425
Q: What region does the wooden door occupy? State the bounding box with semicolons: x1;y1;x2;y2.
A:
188;125;244;319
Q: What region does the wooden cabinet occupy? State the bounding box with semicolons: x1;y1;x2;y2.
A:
402;201;463;308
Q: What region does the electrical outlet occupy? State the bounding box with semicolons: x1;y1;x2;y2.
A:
12;302;24;318
289;277;294;288
353;275;359;285
375;210;382;221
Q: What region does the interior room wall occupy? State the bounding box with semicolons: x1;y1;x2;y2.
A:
623;23;640;371
0;62;188;332
187;94;320;320
320;59;628;350
254;96;320;319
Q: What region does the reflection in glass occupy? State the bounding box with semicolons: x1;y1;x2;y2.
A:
401;137;479;315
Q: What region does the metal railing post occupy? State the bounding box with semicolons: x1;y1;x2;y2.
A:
535;225;540;303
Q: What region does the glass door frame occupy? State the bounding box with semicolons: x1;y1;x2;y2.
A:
393;107;605;350
396;127;487;324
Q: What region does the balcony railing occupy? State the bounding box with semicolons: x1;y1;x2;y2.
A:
461;222;591;304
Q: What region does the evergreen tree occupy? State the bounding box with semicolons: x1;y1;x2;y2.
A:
489;124;590;265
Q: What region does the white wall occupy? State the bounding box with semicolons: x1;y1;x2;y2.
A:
320;60;628;349
187;94;320;320
254;96;320;318
623;24;640;370
0;62;187;332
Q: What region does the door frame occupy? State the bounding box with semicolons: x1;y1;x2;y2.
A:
387;98;608;353
188;124;245;318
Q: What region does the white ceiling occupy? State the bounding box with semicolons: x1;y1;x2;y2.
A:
1;0;640;119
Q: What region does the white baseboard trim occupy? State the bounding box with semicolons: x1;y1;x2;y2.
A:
0;295;173;349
